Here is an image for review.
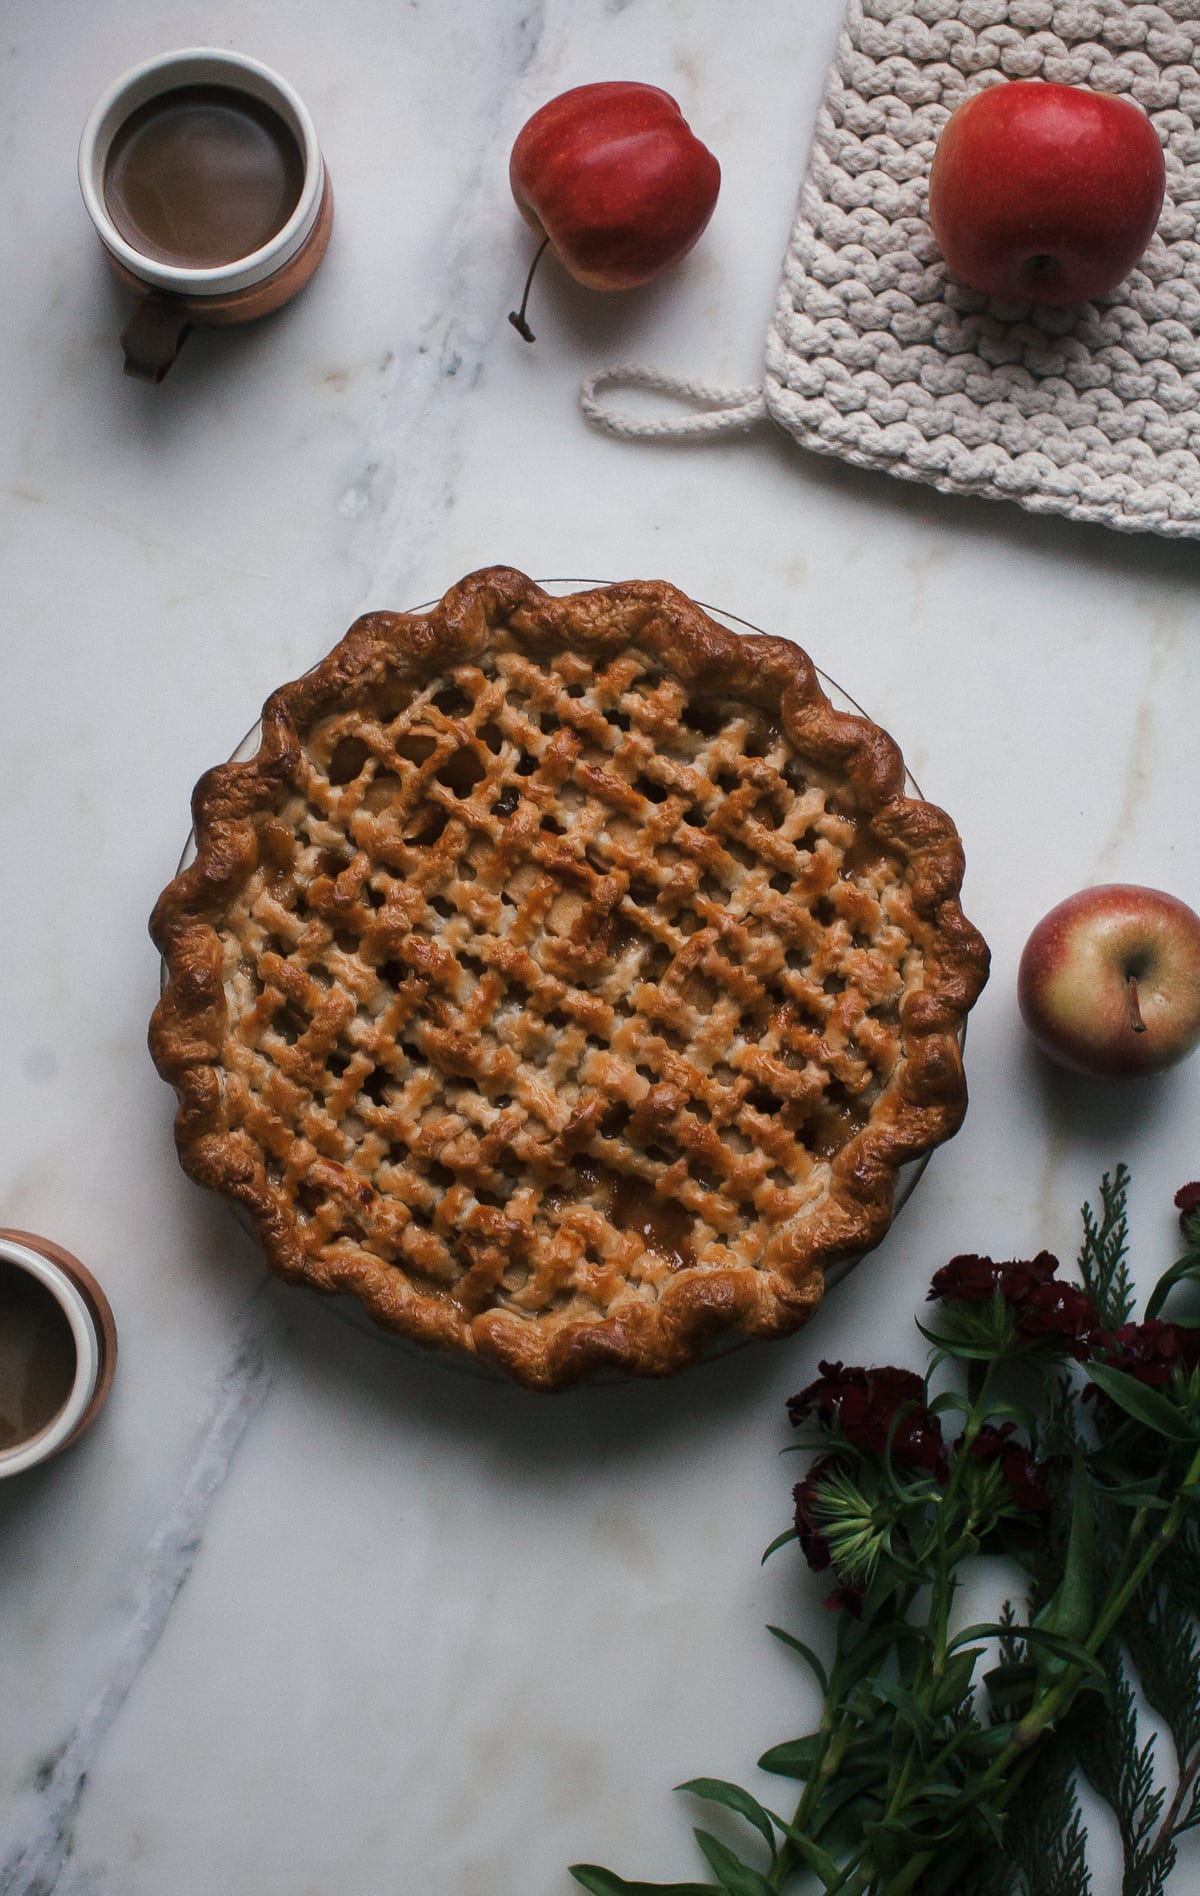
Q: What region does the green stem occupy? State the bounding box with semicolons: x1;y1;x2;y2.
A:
800;1374;1003;1896
1007;1454;1199;1758
866;1374;999;1887
876;1857;933;1896
773;1651;869;1887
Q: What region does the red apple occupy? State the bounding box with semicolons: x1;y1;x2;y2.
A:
928;80;1165;306
508;81;720;339
1018;885;1200;1080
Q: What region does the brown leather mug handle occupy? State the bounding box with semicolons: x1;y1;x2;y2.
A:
120;293;192;383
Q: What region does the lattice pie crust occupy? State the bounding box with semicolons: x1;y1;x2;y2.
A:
150;570;989;1389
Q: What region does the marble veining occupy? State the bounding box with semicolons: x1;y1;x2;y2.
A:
0;1303;275;1894
340;2;547;616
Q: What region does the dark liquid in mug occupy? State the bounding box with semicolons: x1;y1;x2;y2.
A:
0;1260;77;1451
103;84;305;269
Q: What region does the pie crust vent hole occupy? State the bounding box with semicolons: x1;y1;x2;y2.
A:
328;735;370;783
436;748;486;798
431;684;470;717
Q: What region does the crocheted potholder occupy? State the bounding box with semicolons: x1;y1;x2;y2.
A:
583;0;1200;539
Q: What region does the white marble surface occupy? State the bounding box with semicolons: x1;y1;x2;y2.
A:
1;3;1198;1892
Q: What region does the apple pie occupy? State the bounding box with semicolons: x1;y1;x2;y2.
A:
149;569;989;1389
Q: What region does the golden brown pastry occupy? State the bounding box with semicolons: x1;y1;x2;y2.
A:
150;569;989;1389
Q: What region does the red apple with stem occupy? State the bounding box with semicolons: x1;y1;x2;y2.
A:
928;80;1166;305
508;81;720;340
1018;885;1200;1080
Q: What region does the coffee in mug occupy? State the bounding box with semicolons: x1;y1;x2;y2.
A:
0;1232;117;1478
79;49;332;383
103;84;307;270
0;1258;79;1451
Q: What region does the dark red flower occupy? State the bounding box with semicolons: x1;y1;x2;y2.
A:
1107;1320;1200;1389
1176;1182;1200;1231
964;1423;1052;1515
824;1581;865;1617
791;1456;867;1615
788;1362;944;1473
929;1251;1059;1305
1013;1280;1106;1361
928;1251;1103;1361
793;1454;838;1572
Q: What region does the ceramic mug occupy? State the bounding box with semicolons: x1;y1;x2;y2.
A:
78;47;333;383
0;1230;117;1478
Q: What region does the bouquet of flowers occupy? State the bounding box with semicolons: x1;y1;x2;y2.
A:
573;1171;1200;1896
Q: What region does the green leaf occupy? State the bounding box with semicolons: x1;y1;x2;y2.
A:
930;1389;973;1418
948;1620;1018;1653
876;1451;942;1512
760;1529;796;1563
1034;1453;1095;1658
1085;1364;1197;1441
950;1623;1110;1692
962;1721;1018;1762
863;1813;962;1852
757;1734;823;1781
692;1830;776;1896
982;1659;1038;1711
1145;1249;1200;1322
1092;1473;1169;1510
569;1869;721;1896
915;1317;999;1362
982;1397;1040;1434
870;1679;934;1743
932;1390;1037;1434
864;1546;929;1595
1020;1628;1111;1693
803;1768;884;1843
779;1826;845;1890
677;1780;778;1854
928;1836;1011;1896
837;1616;927;1690
933;1647;983;1715
765;1625;829;1693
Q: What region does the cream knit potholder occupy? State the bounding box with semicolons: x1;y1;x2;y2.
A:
582;0;1200;539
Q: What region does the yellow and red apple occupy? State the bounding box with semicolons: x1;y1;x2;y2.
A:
1018;885;1200;1080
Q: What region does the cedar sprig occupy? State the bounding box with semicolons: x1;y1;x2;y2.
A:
1070;1649;1169;1893
1000;1729;1092;1896
570;1171;1200;1896
1077;1162;1135;1330
1124;1583;1200;1773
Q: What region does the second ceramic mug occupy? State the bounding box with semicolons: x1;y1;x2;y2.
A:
0;1230;117;1479
78;47;333;383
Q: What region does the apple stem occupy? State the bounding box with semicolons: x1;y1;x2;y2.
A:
508;236;550;343
1127;974;1148;1035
